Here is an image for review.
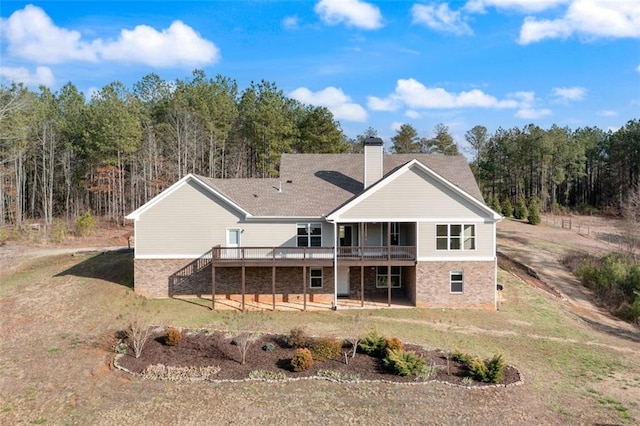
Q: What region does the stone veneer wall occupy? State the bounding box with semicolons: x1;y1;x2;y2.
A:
415;260;496;309
134;259;333;301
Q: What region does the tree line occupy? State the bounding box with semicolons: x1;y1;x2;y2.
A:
0;70;351;232
1;68;638;236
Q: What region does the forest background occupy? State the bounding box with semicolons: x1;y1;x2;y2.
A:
1;70;638;236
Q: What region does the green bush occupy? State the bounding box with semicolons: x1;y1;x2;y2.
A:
385;337;404;352
358;329;387;357
290;348;314;372
491;195;501;213
165;327;182;346
514;198;528;220
309;336;343;361
468;354;505;383
51;219;67;243
451;349;473;364
501;198;513;217
286;327;310;348
527;197;541;225
383;349;427;376
76;211;96;237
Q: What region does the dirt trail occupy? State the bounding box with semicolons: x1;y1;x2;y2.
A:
497;216;639;342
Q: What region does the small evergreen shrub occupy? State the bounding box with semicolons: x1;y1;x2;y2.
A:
491;195;501;213
527;197;541;225
451;349;473;364
385;337;404;352
383;349;427;377
51;219;67;243
165;327;182;346
514;198;528;220
309;336;343;361
291;348;314;372
286;327;310;348
501;198;513;217
468;354;505;383
76;211;97;237
358;329;387;357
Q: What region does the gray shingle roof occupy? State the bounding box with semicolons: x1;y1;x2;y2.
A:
197;153;483;217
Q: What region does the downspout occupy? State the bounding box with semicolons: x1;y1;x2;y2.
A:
333;220;338;309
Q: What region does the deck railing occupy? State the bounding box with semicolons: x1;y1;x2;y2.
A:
211;246;416;262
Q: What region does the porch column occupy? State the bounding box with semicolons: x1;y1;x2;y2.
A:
241;265;246;312
272;266;276;311
211;265;216;310
302;265;307;311
360;265;364;307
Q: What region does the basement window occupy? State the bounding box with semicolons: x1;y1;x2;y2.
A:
376;266;401;288
450;271;464;293
310;268;323;289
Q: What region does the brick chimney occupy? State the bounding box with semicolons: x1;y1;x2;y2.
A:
363;137;384;189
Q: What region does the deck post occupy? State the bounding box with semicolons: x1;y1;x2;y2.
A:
360;265;364;307
302;265;307;311
211;265;216;310
272;266;276;311
241;265;246;312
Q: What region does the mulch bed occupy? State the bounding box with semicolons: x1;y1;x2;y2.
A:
115;329;521;386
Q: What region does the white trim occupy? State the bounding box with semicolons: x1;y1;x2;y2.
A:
327;217;489;223
333;221;338;308
226;227;241;247
417;256;495;262
125;174;252;220
327;159;502;222
246;215;324;221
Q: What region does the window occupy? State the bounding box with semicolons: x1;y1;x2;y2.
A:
376;266;401;288
436;224;476;250
297;223;322;247
310;268;323;288
226;228;241;247
450;271;464;293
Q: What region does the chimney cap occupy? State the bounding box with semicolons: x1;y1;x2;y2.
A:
363;137;383;146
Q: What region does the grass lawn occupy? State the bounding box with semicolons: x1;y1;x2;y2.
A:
1;250;639;424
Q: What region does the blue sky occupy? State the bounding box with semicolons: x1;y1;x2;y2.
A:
1;0;639;151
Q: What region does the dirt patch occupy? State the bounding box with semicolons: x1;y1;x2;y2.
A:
115;330;520;386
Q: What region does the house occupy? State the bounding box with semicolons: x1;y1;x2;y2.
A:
125;138;502;310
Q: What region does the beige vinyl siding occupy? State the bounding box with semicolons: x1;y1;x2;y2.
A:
417;222;494;259
364;144;383;188
339;166;488;220
135;179;335;257
136;180;243;257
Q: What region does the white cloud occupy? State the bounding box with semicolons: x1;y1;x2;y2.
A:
0;5;219;67
464;0;569;14
412;3;473;36
636;64;640;73
405;110;421;119
552;86;586;103
516;108;552;119
598;110;617;117
314;0;383;30
99;21;219;67
289;86;368;122
518;0;640;44
282;16;299;30
369;78;518;111
391;122;405;132
0;65;55;86
0;4;98;63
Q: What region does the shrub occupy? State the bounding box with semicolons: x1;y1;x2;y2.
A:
385;337;404;352
527;197;541;225
451;349;473;364
127;320;150;359
76;211;96;237
358;329;387;357
468;354;505;383
383;349;427;377
514;198;528;220
501;198;513;217
491;195;501;213
50;219;67;243
291;348;314;372
309;336;343;361
286;327;310;348
165;327;182;346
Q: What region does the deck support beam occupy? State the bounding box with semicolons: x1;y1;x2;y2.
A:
387;221;391;307
241;265;246;312
272;266;276;311
302;265;307;311
360;265;364;307
211;265;216;310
